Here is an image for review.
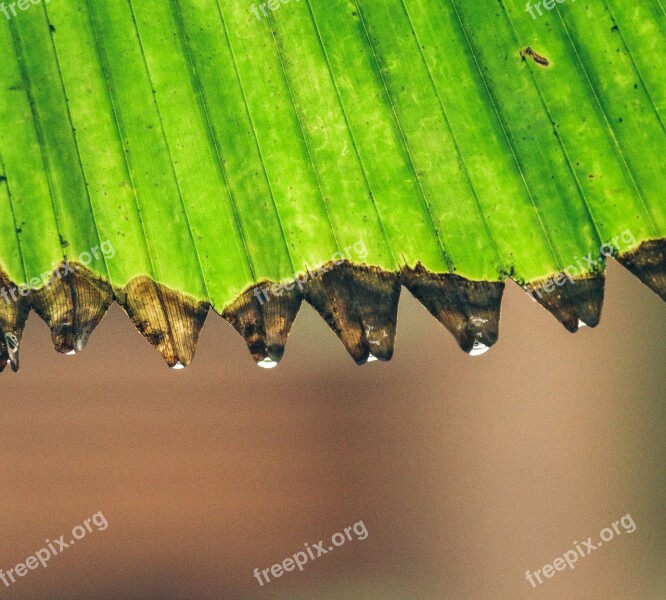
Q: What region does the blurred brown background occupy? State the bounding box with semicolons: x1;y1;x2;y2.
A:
0;260;664;600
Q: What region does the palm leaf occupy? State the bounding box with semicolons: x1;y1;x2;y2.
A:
0;0;663;370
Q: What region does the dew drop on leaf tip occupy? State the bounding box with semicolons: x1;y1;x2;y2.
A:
469;340;491;357
257;357;278;369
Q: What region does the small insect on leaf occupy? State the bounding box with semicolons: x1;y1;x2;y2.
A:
521;46;550;67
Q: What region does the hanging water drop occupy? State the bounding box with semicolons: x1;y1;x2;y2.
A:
257;357;278;369
469;339;491;357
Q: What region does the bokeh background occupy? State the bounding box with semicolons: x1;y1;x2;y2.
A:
0;260;664;600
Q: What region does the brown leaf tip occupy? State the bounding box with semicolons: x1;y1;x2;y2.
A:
222;283;302;367
117;276;208;368
30;263;113;354
617;238;666;301
303;261;401;364
402;265;504;355
525;272;605;332
0;269;31;372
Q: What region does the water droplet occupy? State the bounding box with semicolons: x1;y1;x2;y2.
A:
469;340;491;357
578;319;587;328
171;361;185;370
366;354;379;363
257;357;278;369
